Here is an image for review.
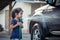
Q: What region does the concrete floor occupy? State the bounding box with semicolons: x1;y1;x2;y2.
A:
0;33;31;40
0;31;60;40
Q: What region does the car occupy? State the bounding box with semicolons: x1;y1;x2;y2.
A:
29;4;60;40
46;0;60;6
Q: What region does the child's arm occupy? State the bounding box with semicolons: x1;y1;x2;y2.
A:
10;22;23;29
20;22;23;28
8;24;18;34
10;24;18;29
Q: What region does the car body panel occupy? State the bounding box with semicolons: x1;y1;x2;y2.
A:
29;5;60;35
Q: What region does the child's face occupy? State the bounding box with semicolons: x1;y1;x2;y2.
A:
17;11;23;18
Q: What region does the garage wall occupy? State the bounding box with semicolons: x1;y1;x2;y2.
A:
31;3;40;16
0;10;5;30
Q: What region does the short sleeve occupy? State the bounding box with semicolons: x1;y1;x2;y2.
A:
11;19;17;25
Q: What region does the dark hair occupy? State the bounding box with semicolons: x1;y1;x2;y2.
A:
12;8;23;19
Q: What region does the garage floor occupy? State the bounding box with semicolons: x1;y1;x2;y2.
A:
0;32;31;40
0;31;60;40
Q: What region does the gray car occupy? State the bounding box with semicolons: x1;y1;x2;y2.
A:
29;5;60;40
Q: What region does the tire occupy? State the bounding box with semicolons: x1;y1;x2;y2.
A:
31;23;45;40
46;0;56;6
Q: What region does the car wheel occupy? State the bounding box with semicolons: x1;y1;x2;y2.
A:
31;23;45;40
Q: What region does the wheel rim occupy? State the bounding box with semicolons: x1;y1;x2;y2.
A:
33;29;41;40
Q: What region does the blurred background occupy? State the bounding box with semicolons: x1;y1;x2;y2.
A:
0;0;47;40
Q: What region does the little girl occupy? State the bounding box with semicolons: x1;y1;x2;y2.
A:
10;8;23;40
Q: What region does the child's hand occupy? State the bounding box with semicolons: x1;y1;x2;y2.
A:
17;22;21;25
17;22;23;28
17;22;22;26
